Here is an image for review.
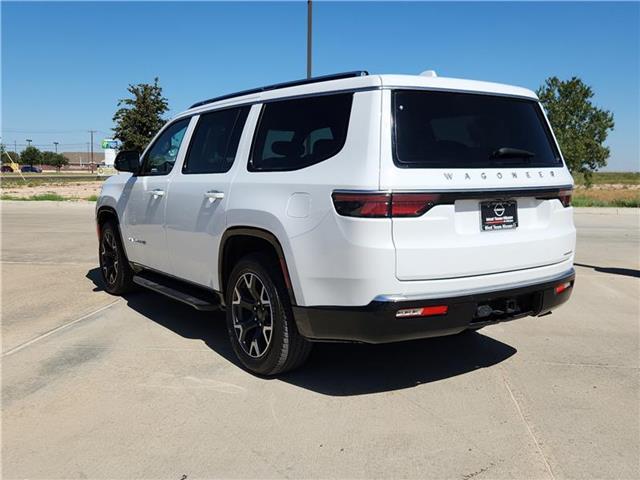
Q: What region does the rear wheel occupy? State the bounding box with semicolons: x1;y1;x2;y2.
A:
225;254;312;375
99;221;134;295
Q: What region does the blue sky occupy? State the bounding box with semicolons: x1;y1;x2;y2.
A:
2;1;638;171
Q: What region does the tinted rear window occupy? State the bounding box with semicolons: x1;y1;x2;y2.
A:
392;90;562;169
250;93;353;171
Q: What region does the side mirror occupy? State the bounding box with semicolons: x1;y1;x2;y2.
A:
114;150;140;173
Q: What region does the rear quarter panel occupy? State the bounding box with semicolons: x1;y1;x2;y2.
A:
227;90;391;306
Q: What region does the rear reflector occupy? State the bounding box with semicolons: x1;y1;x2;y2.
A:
396;305;449;318
555;281;572;294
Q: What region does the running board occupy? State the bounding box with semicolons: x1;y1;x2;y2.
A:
132;272;221;311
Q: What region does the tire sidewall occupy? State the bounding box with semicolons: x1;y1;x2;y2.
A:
225;256;290;375
99;222;128;295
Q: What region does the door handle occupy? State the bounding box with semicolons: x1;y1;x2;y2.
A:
148;189;165;197
204;190;225;200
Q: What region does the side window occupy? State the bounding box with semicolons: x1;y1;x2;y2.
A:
183;106;250;174
250;93;353;171
140;119;190;175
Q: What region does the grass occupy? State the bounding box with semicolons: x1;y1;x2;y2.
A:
572;196;640;208
573;185;640;208
1;193;67;201
573;194;640;208
0;175;105;187
573;171;640;185
1;193;99;202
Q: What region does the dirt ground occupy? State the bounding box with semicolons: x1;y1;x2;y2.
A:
0;181;103;199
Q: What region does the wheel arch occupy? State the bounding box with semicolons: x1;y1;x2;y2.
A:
219;227;298;306
96;205;119;228
96;206;129;258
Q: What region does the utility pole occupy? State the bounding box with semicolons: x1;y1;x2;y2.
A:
307;0;312;79
26;138;32;147
89;130;97;166
53;141;59;153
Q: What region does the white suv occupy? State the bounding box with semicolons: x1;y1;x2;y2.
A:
97;71;576;375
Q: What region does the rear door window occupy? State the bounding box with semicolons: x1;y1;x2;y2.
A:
392;90;562;169
250;93;353;171
183;106;250;174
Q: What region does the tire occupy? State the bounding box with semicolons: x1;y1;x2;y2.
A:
225;253;312;376
99;221;135;295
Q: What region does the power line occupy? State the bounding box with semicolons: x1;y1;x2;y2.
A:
8;142;100;147
2;128;111;134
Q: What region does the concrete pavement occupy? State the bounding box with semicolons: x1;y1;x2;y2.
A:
2;201;638;479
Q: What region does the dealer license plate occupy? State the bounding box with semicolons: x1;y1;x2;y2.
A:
480;200;518;231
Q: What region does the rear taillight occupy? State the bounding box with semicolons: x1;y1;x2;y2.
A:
331;192;390;218
391;193;441;217
558;189;572;207
332;192;441;218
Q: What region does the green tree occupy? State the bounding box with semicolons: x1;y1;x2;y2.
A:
537;77;614;185
2;150;20;164
112;77;169;152
20;146;43;167
8;151;20;163
42;151;69;172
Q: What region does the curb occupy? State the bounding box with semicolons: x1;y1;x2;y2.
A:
574;207;639;216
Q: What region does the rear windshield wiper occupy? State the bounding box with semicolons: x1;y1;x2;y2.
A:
490;147;536;159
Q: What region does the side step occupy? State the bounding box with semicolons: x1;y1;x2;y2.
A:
132;271;221;311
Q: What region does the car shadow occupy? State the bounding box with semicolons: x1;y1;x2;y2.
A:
574;262;640;279
86;267;106;292
86;268;517;396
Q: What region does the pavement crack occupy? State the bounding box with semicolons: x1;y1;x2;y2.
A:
499;366;556;480
531;360;638;370
462;462;495;480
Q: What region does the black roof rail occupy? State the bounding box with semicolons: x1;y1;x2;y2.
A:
189;70;369;109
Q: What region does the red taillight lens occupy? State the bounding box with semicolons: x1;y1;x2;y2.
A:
391;193;441;217
558;189;572;207
331;192;391;218
555;281;572;294
332;192;442;218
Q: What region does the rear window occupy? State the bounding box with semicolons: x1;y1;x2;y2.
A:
250;93;353;171
392;90;562;169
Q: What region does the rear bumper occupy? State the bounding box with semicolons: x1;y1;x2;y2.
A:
293;269;575;343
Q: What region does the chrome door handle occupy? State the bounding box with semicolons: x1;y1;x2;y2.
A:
148;189;165;197
204;190;225;200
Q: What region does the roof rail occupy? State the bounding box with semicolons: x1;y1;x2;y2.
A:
189;70;369;109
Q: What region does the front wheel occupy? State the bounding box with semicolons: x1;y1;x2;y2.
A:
225;254;312;376
99;221;134;295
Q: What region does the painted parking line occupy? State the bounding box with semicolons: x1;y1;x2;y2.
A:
2;299;121;357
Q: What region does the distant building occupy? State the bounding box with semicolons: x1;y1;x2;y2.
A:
60;151;105;169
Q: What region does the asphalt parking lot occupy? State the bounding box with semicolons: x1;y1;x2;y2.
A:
2;201;638;479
